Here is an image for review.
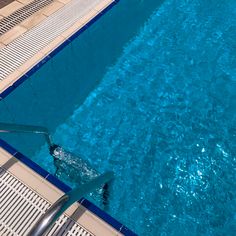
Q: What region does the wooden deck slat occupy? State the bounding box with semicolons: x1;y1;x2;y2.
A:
0;0;15;9
0;1;24;16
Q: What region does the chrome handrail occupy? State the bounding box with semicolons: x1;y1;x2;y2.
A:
28;171;114;236
0;122;53;148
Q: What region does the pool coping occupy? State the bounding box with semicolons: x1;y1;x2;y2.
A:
0;0;120;100
0;138;136;236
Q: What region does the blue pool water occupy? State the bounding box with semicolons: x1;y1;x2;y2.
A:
34;0;236;235
0;0;162;156
1;0;236;235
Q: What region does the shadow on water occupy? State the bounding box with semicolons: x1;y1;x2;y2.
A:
0;0;165;157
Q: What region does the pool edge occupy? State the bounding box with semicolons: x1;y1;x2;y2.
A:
0;138;137;236
0;0;120;100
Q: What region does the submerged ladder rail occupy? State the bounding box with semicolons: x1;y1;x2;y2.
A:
0;122;53;148
28;171;114;236
0;122;114;232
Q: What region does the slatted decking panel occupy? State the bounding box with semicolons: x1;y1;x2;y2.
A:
0;0;54;36
0;0;111;81
0;168;94;236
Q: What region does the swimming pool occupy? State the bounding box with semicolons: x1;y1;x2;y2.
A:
1;0;236;235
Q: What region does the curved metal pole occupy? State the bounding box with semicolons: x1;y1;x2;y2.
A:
0;122;53;148
28;171;114;236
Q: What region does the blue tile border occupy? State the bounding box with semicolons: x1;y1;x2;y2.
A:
0;138;137;235
0;138;71;193
80;198;137;236
0;0;120;100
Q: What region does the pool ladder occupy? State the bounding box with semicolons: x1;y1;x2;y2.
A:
0;122;114;235
29;171;114;236
0;122;53;150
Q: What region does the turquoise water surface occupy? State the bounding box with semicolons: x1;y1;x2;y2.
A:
1;0;236;235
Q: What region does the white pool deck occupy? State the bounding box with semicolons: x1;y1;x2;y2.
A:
0;0;116;95
0;146;123;235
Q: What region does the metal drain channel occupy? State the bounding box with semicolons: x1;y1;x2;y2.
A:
0;167;94;236
0;0;53;36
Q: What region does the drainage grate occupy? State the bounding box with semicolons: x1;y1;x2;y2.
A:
0;0;54;36
47;214;94;236
0;168;94;236
0;0;109;81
